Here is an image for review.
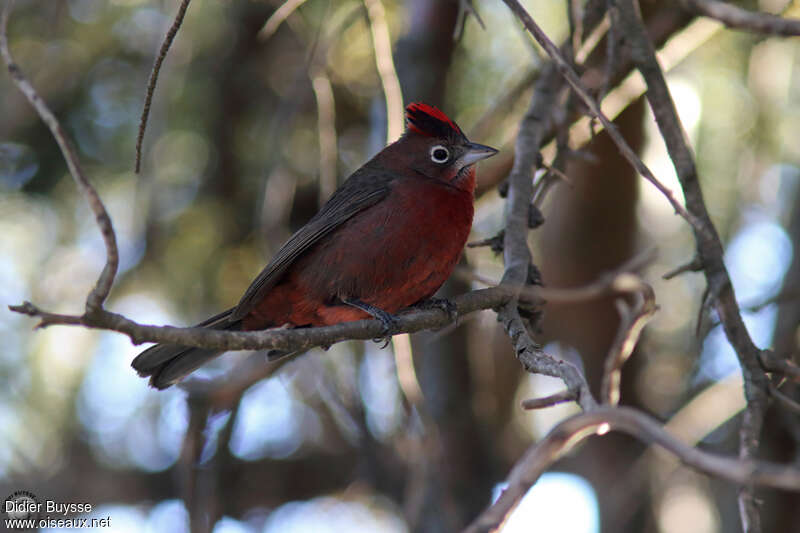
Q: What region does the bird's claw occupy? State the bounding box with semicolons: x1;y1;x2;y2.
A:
341;298;401;348
415;297;459;325
372;313;401;348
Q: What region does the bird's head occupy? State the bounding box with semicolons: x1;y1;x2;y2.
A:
382;103;498;191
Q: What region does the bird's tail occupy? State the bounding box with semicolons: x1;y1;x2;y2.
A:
131;307;242;389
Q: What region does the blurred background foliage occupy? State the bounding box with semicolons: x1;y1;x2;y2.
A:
1;0;799;532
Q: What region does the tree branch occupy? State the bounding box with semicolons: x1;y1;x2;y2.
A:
612;1;772;529
497;62;597;412
678;0;800;36
464;406;800;533
499;0;708;238
311;71;338;207
760;350;800;383
135;0;191;173
364;0;404;143
1;0;118;312
521;389;578;410
9;288;515;353
601;275;658;405
258;0;308;41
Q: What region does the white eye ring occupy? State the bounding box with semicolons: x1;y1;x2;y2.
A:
430;145;450;164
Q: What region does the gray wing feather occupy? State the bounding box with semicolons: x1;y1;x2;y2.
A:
231;166;395;320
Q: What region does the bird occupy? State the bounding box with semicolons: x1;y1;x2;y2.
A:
132;102;498;389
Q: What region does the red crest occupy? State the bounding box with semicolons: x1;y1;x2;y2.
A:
405;103;463;139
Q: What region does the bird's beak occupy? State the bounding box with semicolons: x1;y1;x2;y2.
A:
459;141;499;167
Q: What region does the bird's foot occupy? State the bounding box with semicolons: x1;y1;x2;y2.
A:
372;312;400;348
342;298;400;348
414;297;458;325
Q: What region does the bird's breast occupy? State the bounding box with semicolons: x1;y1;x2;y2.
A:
244;175;475;329
314;176;473;303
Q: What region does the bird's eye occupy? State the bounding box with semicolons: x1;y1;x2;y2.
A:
430;145;450;164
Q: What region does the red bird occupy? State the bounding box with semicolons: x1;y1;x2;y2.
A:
133;103;497;388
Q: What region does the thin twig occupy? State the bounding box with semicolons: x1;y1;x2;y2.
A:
499;0;707;238
601;277;658;405
392;332;425;407
566;0;583;60
760;351;800;383
179;395;211;532
575;9;610;65
678;0;800;36
502;302;596;411
1;0;118;312
258;0;309;41
531;107;573;208
135;0;191;173
544;16;722;163
311;72;338;207
521;389;578;409
470;247;655;303
601;1;618;99
454;0;486;41
466;231;504;252
364;0;404;143
464;406;800;533
663;255;703;280
768;381;800;415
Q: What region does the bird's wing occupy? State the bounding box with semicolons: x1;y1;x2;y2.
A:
231;166;395;320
